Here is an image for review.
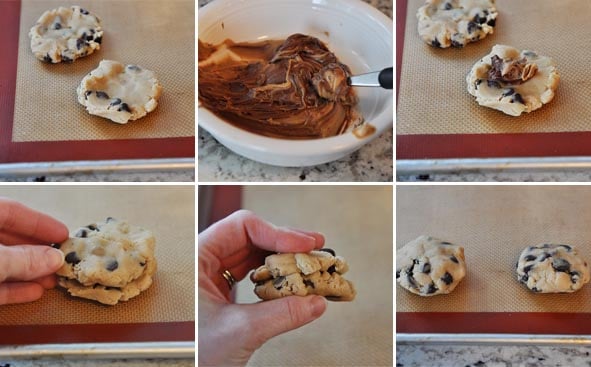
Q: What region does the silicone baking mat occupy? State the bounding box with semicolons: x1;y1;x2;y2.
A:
396;0;591;159
397;185;591;334
236;186;393;367
0;0;194;162
0;186;195;344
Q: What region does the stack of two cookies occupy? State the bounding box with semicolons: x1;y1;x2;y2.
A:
55;218;156;305
251;249;356;301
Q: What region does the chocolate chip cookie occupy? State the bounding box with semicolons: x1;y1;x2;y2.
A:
250;249;355;301
467;45;560;116
516;244;590;293
55;217;156;305
397;235;466;296
417;0;498;48
29;6;103;63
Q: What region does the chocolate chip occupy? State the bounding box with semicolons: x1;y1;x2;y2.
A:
475;79;482;89
532;287;540;292
106;217;115;222
51;243;61;249
80;8;89;15
140;261;146;266
487;80;501;88
75;229;88;238
523;264;533;274
53;23;62;30
443;2;452;10
65;251;81;264
552;258;570;272
94;36;102;44
303;279;315;288
396;270;400;279
524;255;536;262
511;93;525;104
109;98;122;107
118;103;131;113
422;263;431;274
86;34;94;41
431;38;441;48
520;274;529;283
61;55;72;63
487;18;496;27
473;14;487;25
127;65;141;71
441;272;453;285
561;245;572;251
86;224;98;230
426;283;438;294
327;265;336;274
319;248;335;256
96;91;110;99
451;39;463;48
84;90;92;99
76;37;86;50
272;276;285;289
502;88;515;97
106;260;118;271
43;54;52;63
467;21;480;34
450;256;458;264
440;241;452;245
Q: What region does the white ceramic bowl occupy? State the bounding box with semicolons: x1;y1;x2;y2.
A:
198;0;393;167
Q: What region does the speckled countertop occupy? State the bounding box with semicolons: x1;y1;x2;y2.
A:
397;345;591;367
397;171;591;182
197;0;393;182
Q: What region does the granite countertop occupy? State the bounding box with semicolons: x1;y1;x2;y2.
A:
397;344;591;367
397;171;591;182
197;0;393;182
0;170;194;182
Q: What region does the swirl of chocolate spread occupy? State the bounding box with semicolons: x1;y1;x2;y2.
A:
198;34;363;139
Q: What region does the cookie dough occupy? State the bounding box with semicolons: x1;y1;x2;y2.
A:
417;0;497;48
250;249;355;301
77;60;163;124
516;244;590;293
55;217;157;305
467;45;560;116
396;235;466;296
29;6;103;63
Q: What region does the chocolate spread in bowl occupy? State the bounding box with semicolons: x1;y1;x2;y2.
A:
198;34;364;139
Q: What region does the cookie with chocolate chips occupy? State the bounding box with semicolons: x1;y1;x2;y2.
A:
55;218;156;305
417;0;498;48
77;60;163;124
396;235;466;296
29;6;103;63
467;44;560;116
516;244;590;293
250;249;355;301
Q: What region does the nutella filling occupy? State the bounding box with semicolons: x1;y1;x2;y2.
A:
198;34;363;139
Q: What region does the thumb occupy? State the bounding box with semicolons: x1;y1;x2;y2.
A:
241;295;327;346
0;244;64;283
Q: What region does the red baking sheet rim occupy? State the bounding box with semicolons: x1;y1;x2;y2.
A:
397;312;591;334
0;321;195;345
0;0;194;163
395;0;591;160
